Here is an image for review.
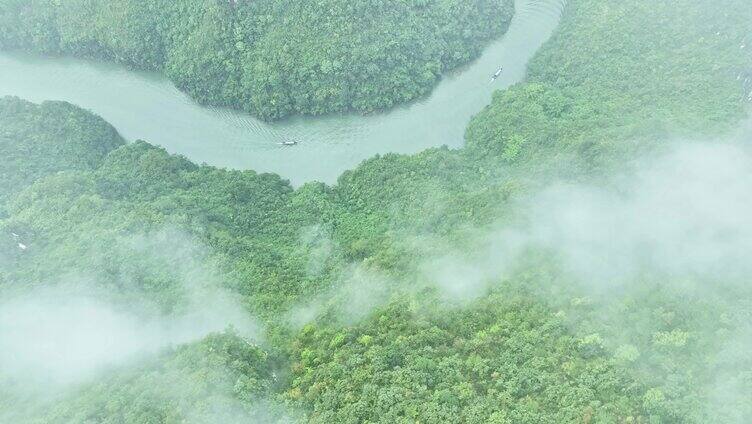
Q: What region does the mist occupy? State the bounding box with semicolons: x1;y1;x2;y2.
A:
413;136;752;420
0;285;259;389
0;227;265;424
286;263;394;328
421;138;752;301
285;136;752;335
286;134;752;419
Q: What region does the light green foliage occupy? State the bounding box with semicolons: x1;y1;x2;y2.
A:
466;0;752;169
614;345;640;363
286;297;641;423
1;0;751;422
652;329;689;349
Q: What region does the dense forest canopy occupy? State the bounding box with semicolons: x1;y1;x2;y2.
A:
1;0;752;422
0;0;514;120
0;97;123;211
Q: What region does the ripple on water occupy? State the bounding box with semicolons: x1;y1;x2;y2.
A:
516;1;566;24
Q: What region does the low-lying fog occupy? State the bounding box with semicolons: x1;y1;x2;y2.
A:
0;230;260;391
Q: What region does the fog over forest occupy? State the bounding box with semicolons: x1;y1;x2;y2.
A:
0;0;750;422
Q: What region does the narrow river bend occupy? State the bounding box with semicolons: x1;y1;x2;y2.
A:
0;0;567;184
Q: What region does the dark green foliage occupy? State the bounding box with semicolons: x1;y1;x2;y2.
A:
1;139;316;315
0;0;514;120
0;96;123;209
1;0;751;422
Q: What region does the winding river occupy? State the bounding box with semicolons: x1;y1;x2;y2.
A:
0;0;566;184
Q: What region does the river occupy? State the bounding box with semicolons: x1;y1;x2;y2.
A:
0;0;566;184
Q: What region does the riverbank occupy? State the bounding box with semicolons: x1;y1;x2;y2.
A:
0;0;562;184
0;0;513;120
1;0;751;422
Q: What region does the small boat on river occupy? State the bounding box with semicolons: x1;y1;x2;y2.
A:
490;66;503;82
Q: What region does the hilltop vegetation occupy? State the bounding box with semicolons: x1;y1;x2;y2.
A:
0;97;123;211
1;0;751;422
466;0;751;165
0;0;513;120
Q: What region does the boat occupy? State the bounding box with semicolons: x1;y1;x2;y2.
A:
490;66;503;82
279;140;299;146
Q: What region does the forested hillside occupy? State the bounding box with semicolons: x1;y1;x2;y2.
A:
0;0;513;120
0;98;123;210
1;0;751;422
